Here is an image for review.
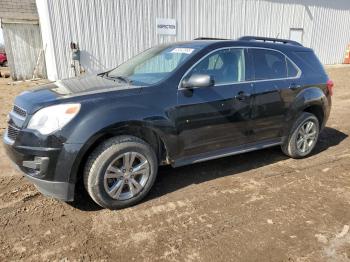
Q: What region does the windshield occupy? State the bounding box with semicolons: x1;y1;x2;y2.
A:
107;45;199;85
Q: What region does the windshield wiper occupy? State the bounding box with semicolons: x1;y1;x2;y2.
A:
116;76;131;83
100;72;132;84
109;75;132;84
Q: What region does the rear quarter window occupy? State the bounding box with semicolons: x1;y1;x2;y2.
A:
293;51;326;76
286;59;299;77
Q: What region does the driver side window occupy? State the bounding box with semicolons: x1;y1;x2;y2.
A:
185;48;245;85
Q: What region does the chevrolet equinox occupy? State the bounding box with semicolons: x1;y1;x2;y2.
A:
3;36;333;209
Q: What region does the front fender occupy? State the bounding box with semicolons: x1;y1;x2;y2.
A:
57;98;177;182
61;97;174;144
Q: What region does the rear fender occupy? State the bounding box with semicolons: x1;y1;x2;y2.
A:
282;87;329;138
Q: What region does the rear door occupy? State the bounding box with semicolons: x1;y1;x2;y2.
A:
248;48;301;141
175;47;254;158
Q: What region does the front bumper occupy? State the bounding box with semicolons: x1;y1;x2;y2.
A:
25;173;75;201
3;130;82;202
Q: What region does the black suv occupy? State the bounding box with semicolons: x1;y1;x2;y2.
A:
3;36;333;209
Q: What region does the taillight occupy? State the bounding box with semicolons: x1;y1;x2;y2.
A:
327;80;334;96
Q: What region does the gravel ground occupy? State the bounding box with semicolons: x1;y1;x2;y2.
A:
0;66;350;261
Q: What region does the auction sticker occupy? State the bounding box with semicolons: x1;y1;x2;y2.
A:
171;48;194;54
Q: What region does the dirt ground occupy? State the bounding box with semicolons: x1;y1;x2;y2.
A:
0;66;350;262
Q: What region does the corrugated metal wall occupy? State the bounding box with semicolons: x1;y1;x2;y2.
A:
2;22;46;80
36;0;350;80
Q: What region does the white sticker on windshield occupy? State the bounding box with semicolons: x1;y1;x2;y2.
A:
171;48;194;54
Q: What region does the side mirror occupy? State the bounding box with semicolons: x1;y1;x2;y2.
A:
182;74;214;89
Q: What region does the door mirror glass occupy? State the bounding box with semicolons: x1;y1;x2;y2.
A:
182;74;214;88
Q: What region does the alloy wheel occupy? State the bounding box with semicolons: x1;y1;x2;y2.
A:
103;152;150;200
296;120;317;154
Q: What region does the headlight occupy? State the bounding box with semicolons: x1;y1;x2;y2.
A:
27;103;81;135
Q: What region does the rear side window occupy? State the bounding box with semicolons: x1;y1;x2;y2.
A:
250;49;287;80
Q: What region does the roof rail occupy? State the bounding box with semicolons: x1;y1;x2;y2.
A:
238;36;303;46
194;37;228;40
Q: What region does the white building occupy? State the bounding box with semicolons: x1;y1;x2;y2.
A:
0;0;46;80
4;0;350;81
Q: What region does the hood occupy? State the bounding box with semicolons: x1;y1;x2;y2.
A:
13;75;141;114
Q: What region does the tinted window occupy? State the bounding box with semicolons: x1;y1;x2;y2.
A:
294;51;326;75
251;49;287;80
186;48;245;85
286;59;299;77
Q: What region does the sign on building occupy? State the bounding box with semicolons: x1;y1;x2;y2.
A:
156;18;176;35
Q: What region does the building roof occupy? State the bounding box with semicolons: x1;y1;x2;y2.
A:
0;0;38;21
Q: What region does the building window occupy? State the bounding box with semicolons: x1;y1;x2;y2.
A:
289;28;304;44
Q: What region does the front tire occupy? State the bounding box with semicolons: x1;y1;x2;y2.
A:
84;136;158;209
281;112;320;158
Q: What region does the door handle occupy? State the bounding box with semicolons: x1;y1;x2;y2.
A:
235;91;251;101
289;83;301;90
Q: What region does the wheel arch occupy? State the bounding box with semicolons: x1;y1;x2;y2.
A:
303;104;324;128
283;86;329;138
70;123;170;185
297;86;329;130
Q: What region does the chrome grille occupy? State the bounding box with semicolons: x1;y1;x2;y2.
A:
13;105;27;118
7;125;20;141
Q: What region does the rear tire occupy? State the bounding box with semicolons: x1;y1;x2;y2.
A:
2;61;8;67
281;112;320;158
84;136;158;209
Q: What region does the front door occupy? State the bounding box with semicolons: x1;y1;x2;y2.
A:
175;48;253;158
